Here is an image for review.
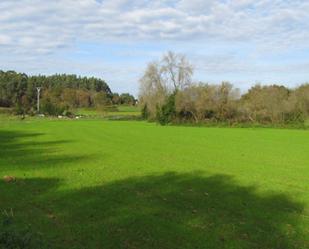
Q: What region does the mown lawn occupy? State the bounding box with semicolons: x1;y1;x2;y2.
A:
0;117;308;249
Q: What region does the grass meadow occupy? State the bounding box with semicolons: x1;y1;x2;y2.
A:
0;114;309;248
74;106;141;118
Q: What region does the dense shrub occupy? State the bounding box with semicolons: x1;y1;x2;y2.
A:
156;93;176;125
139;52;309;126
41;99;67;116
141;82;309;126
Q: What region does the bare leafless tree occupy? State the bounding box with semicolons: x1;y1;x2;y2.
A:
139;52;194;118
161;51;193;92
139;62;168;118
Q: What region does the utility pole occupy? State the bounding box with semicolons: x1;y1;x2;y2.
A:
36;87;41;114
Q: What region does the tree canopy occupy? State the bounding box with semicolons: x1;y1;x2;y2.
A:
0;70;136;115
139;52;309;126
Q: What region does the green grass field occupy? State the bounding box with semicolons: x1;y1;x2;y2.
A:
0;117;309;248
74;106;140;118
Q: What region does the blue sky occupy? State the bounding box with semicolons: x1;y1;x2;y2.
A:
1;0;309;95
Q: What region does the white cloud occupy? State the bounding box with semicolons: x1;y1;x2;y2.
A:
0;34;11;45
1;0;309;93
0;0;309;54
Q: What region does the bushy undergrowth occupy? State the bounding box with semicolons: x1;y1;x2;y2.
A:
141;83;309;127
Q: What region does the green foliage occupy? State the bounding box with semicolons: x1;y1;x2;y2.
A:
141;104;149;119
111;93;136;105
141;104;149;120
0;70;112;114
0;70;137;116
156;93;176;125
93;92;111;107
142;82;309;126
283;110;305;124
119;93;136;105
41;98;66;116
0;107;13;115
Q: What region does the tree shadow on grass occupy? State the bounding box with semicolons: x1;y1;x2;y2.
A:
0;130;88;171
1;173;307;249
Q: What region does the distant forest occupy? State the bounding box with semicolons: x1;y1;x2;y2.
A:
0;70;136;115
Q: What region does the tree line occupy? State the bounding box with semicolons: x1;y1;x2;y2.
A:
139;52;309;126
0;70;136;115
